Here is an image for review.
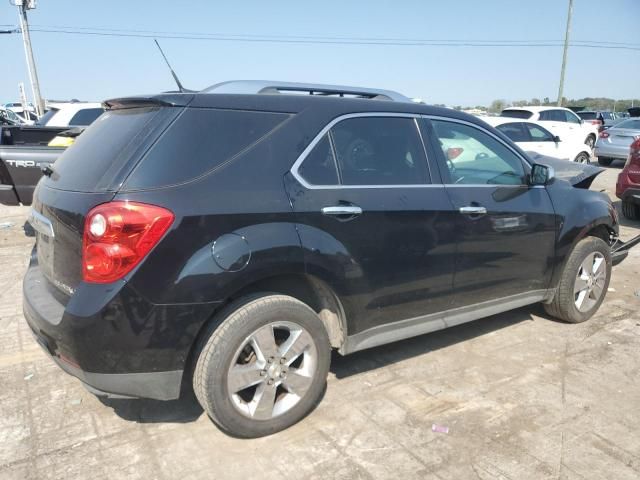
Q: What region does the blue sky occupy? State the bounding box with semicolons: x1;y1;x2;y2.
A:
1;0;639;106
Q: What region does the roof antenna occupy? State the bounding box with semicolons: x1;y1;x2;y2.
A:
153;39;188;93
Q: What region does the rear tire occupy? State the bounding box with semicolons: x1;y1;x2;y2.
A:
193;294;331;438
621;200;640;220
597;157;613;166
585;135;596;150
544;237;611;323
574;152;590;164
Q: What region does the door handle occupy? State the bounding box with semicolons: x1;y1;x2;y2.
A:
459;206;487;216
321;205;363;216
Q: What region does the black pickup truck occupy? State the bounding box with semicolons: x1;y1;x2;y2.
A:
0;125;69;205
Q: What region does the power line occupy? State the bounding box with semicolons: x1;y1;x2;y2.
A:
25;24;640;47
20;28;640;50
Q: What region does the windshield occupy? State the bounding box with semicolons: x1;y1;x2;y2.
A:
615;119;640;130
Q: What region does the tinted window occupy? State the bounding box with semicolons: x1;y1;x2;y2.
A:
495;123;530;142
577;112;597;120
49;108;165;192
68;108;104;126
501;110;533;119
526;123;554;141
432;120;525;185
601;112;613;120
331;117;429;185
298;135;339;185
563;110;581;124
126;108;289;189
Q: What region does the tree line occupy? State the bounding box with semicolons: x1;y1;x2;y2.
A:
433;98;638;113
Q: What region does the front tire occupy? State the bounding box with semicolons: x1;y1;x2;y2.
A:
597;156;613;166
574;152;590;164
622;200;640;220
544;237;611;323
193;294;331;438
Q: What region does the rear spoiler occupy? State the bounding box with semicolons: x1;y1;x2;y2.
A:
103;94;194;110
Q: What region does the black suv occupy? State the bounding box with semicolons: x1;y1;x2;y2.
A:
23;81;631;437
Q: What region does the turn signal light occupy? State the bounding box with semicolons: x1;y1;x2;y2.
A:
599;131;609;139
82;202;174;283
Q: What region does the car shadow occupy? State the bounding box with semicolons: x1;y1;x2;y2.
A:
98;305;539;424
330;305;535;379
98;388;204;424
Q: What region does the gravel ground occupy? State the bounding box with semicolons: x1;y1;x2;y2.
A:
0;163;639;480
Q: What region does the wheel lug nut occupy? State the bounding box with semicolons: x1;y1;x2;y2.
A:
260;370;267;376
268;356;275;363
267;379;274;385
280;357;286;364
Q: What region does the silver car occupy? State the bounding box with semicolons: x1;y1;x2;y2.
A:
595;118;640;166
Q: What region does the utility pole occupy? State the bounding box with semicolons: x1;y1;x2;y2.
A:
16;0;45;117
557;0;574;107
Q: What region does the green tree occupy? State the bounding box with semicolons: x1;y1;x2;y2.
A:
489;99;506;113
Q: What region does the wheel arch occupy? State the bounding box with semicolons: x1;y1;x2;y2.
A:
182;272;347;388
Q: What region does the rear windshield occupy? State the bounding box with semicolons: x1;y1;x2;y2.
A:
123;108;290;189
500;109;533;119
37;108;59;126
68;108;104;126
47;107;170;192
577;112;597;120
615;119;640;130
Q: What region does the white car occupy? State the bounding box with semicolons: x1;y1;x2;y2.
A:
500;106;599;150
38;102;104;127
483;117;592;164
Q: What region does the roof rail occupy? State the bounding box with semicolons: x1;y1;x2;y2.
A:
201;80;411;102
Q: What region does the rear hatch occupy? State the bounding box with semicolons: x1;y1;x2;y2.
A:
31;98;186;297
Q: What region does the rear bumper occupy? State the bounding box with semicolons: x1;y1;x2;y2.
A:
595;143;630;160
22;248;217;400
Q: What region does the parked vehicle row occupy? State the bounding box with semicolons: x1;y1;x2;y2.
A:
482;117;592;164
595;118;640;166
23;80;638;438
501;106;599;149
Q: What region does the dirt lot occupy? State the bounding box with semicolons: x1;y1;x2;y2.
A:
1;164;639;480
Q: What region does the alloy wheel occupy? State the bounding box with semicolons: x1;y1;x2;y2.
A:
226;321;317;420
574;252;606;312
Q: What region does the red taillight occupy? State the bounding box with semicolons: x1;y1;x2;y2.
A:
82;202;174;283
599;131;609;139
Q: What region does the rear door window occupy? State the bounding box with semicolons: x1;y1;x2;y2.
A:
495;123;530;142
297;135;339;185
125;108;289;189
330;117;430;185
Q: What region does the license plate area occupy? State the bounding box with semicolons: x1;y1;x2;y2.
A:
36;232;56;282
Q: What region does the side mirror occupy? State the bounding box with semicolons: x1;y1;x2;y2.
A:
553;135;561;143
529;163;555;186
